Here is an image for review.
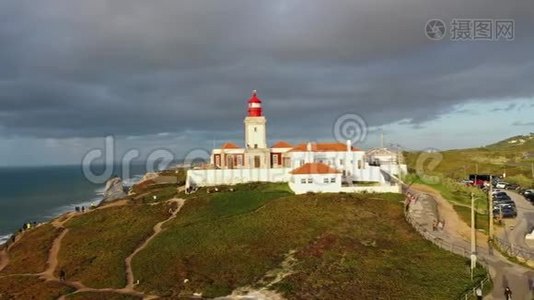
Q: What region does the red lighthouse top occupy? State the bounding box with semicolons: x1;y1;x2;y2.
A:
247;90;263;117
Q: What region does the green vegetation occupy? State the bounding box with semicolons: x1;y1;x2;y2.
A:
0;276;74;299
57;204;171;288
0;224;61;274
404;134;534;188
132;184;179;204
131;183;485;299
0;180;492;299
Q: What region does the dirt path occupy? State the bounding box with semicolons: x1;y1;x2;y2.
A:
0;247;9;272
409;184;534;300
39;228;69;281
411;184;488;245
0;196;184;299
124;198;185;290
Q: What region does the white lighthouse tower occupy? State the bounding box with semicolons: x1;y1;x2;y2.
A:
244;90;269;168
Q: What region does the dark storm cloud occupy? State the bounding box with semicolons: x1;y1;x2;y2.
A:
0;0;533;140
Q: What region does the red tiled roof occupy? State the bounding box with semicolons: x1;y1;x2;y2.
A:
221;142;240;149
290;162;341;175
272;141;293;148
290;142;359;152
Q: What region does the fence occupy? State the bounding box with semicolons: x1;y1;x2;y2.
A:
493;236;534;262
404;191;491;300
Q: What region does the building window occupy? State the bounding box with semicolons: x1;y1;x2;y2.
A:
358;160;362;169
215;155;220;167
254;144;258;149
273;154;279;166
340;159;344;165
307;178;313;184
330;177;336;183
323;178;329;184
254;127;257;132
301;178;306;184
236;155;242;166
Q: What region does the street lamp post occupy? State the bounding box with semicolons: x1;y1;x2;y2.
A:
489;175;494;240
470;192;477;280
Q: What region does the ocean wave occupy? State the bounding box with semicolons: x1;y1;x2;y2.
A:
122;175;144;187
94;186;106;196
0;233;12;246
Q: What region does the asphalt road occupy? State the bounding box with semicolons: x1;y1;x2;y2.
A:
499;190;534;250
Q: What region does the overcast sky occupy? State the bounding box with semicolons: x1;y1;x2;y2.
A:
1;0;533;166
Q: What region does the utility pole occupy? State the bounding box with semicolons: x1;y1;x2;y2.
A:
470;192;477;280
489;175;494;240
474;164;478;187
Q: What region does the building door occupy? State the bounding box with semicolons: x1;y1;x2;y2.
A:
227;156;234;169
254;156;260;168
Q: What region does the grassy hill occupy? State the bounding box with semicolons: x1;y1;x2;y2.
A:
405;133;534;188
0;182;485;299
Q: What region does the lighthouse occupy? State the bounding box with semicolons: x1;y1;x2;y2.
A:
244;90;269;168
244;90;267;149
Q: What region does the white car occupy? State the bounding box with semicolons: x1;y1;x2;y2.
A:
495;182;508;189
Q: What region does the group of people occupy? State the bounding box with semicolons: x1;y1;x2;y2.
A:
74;206;86;213
432;219;446;231
3;220;39;248
74;203;96;213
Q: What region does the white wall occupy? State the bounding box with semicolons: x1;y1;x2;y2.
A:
186;167;290;188
289;173;342;194
340;185;401;193
244;116;267;149
379;163;408;177
288;151;367;172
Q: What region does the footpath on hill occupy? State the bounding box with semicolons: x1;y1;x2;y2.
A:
408;184;534;300
0;197;185;300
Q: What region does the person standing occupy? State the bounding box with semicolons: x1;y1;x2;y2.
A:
504;286;512;300
59;269;66;281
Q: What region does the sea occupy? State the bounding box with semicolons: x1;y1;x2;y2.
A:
0;164;149;245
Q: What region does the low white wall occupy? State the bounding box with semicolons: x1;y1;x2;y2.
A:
289;173;342;194
340;185;401;193
186;168;290;188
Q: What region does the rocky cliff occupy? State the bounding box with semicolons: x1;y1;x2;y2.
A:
102;176;127;203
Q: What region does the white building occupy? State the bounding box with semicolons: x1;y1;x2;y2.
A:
186;91;406;194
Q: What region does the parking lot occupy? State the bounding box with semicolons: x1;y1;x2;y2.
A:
497;189;534;250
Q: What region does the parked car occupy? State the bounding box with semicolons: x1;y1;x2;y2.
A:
492;189;503;196
494;202;516;211
495;182;509;189
493;191;508;197
493;207;517;218
493;193;512;201
523;189;534;197
525;193;534;204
